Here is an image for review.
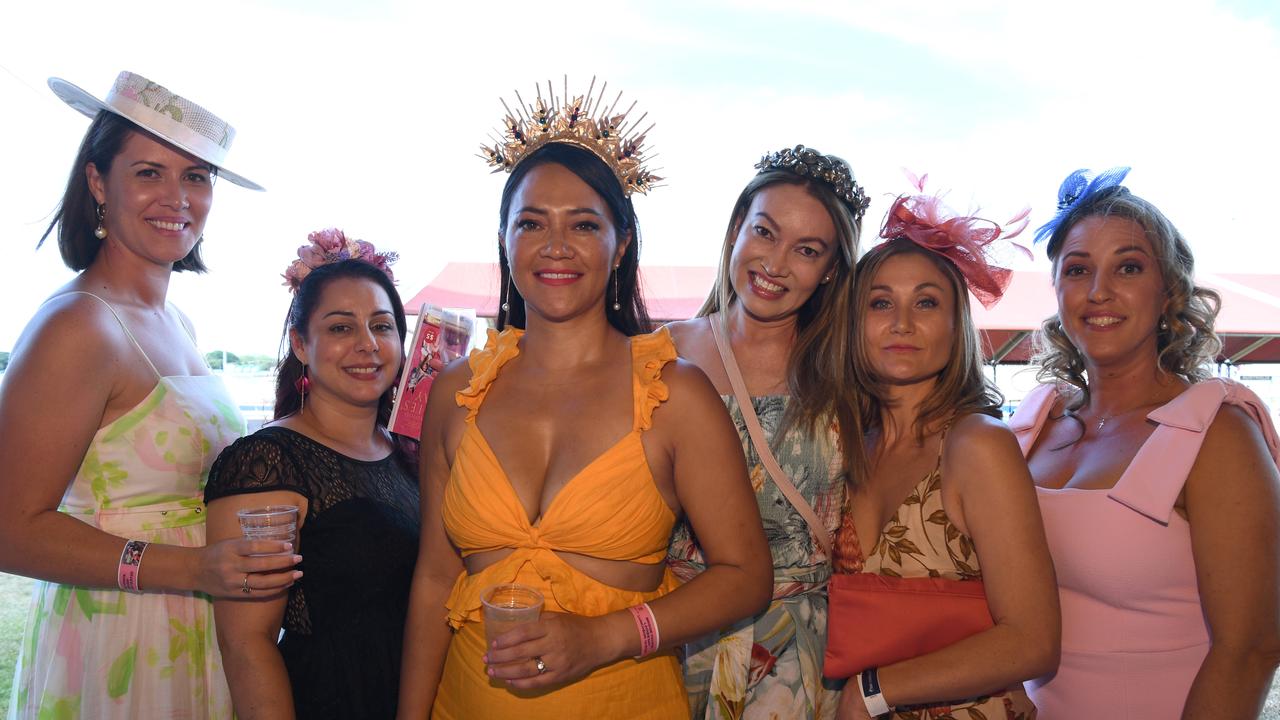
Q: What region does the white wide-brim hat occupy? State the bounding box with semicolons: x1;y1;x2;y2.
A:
49;71;264;191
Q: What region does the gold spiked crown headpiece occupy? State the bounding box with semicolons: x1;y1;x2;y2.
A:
480;78;661;197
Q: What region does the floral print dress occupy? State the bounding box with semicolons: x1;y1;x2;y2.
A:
833;431;1036;720
669;395;845;720
7;295;244;719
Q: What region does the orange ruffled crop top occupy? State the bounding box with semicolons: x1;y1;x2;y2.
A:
441;327;682;628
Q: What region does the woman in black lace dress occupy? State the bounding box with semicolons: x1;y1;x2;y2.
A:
204;235;420;719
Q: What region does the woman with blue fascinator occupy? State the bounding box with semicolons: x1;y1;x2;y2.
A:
1010;168;1280;717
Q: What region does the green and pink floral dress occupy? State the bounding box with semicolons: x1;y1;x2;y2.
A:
7;295;244;719
668;396;845;720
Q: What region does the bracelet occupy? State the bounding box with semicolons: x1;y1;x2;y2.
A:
117;539;149;593
627;603;660;657
859;667;892;717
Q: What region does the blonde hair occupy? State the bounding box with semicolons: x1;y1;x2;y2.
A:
699;169;866;478
1033;187;1222;416
849;239;1003;485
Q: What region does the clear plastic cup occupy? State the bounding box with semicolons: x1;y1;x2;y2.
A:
236;505;298;551
481;583;544;649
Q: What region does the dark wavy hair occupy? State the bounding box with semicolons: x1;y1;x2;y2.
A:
38;111;210;272
495;143;651;336
274;260;408;427
1033;186;1222;423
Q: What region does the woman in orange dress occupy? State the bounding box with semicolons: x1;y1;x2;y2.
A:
397;84;773;719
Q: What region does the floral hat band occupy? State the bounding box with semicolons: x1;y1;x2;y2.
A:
48;71;263;190
878;172;1031;309
283;228;398;293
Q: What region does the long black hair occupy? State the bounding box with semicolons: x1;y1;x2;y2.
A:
495;143;652;336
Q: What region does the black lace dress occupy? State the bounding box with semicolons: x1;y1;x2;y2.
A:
205;426;420;720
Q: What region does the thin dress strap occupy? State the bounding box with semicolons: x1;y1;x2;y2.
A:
57;291;162;379
934;422;952;472
166;302;199;346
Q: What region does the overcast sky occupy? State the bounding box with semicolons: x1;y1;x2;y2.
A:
2;0;1277;355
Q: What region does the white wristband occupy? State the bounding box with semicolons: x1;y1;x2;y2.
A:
859;669;892;717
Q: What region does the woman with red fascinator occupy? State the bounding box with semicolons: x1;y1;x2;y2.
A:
830;177;1059;719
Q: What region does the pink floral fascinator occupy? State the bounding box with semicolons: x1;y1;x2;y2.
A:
282;228;398;292
878;172;1031;308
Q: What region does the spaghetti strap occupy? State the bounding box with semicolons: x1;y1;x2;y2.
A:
934;422;952;471
167;303;199;345
57;291;162;379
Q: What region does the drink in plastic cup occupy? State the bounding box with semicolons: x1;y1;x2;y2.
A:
237;505;298;549
481;583;543;648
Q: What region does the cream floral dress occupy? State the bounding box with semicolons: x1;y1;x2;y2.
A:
8;295;244;719
833;428;1036;720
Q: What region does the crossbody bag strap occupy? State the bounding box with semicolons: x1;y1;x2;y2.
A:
708;314;834;558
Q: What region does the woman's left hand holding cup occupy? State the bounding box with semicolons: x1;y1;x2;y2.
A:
484;612;620;690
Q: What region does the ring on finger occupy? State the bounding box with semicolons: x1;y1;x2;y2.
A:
534;656;547;675
241;573;251;594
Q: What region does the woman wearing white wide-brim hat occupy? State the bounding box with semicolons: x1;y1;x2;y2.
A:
0;71;298;720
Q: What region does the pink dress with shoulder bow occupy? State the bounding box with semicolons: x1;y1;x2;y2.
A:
1008;378;1280;719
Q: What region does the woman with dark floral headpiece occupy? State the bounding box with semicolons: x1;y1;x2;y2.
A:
0;71;294;719
204;230;420;719
1010;168;1280;718
665;144;866;720
831;176;1058;719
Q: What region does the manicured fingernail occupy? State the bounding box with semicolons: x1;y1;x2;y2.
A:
486;667;495;677
292;555;303;563
292;571;303;579
284;543;294;552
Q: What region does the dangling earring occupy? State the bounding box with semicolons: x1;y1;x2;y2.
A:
500;276;512;313
611;266;621;312
94;204;108;240
1159;317;1169;331
294;365;311;411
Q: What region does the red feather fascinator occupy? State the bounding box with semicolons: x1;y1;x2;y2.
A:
879;172;1031;308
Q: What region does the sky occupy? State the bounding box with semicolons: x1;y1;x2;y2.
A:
1;0;1278;356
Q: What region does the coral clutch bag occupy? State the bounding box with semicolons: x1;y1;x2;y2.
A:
823;572;994;679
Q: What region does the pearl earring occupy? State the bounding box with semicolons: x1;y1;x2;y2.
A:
94;204;108;240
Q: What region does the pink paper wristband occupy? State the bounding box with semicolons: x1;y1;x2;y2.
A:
117;539;149;593
628;603;660;657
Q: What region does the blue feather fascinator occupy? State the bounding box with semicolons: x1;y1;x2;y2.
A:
1033;167;1131;244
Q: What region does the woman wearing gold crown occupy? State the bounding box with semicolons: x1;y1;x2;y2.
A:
0;72;298;719
398;82;773;719
665;145;866;719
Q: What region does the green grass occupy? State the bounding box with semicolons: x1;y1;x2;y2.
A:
0;572;35;718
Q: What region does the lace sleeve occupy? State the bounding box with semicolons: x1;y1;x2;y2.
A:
205;431;312;504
